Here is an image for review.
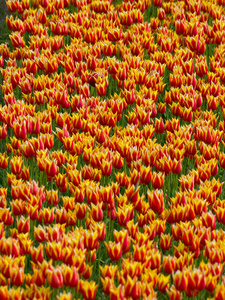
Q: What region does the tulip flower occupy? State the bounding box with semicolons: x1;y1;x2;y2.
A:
0;124;7;140
10;156;23;175
0;153;8;170
47;267;64;289
62;265;79;287
167;285;182;300
79;280;98;300
105;241;122;261
10;32;25;48
160;233;173;251
45;158;59;179
147;189;164;215
202;211;216;230
38;208;54;225
12;121;27;140
140;165;151;185
124;275;141;299
83;230;99;251
149;251;161;271
91;202;103;222
205;274;218;293
31;244;44;264
46;190;59;206
117;204;134;226
101;160;112;177
172;159;182;174
182;226;195;247
17;216;30;234
158;274;170;293
173;270;187;292
0;286;9;300
187;268;205;292
10;267;24;287
163;255;176;274
101;277;115;295
133;244;147;263
34;225;47;243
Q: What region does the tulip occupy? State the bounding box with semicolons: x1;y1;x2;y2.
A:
124;276;141;300
160;233;173;251
114;229;130;255
140;165;151;185
205;274;218;293
38;208;55;225
214;206;225;225
0;286;9;300
101;160;112;177
163;255;176;274
46;190;59;206
151;171;164;189
101;277;115;295
10;32;25;48
10;267;24;286
62;265;79;287
172;159;182;174
83;230;99;251
149;251;161;271
31;268;45;286
202;211;216;230
158;274;170;293
79;280;98;300
31;244;44;264
13;121;27;140
167;285;182;300
91;202;103;222
10;156;23;175
147;189;164;215
0;153;8;170
155;117;165;134
47;267;63;289
34;225;47;243
117;205;133;227
17;216;30;234
187;268;205;292
45;158;59;179
112;151;123;169
105;241;122;261
82;264;93;280
182;226;194;247
173;270;187;292
0;124;7;140
55;208;68;225
126;182;140;203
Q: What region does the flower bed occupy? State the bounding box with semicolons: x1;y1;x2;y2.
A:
0;0;225;299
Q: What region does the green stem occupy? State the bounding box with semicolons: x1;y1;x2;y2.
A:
51;178;53;206
187;246;189;267
173;174;178;198
30;157;33;181
153;4;157;18
208;44;211;71
40;170;43;187
193;51;196;74
97;248;101;284
108;215;111;242
206;44;209;69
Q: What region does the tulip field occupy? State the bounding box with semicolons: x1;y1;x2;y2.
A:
1;0;225;299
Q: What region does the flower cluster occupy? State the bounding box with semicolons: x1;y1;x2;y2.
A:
1;0;225;299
